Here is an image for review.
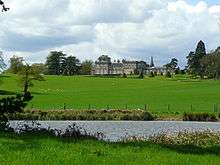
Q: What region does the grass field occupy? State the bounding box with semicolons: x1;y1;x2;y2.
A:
1;74;220;114
0;132;220;165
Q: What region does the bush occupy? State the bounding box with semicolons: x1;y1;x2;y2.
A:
122;73;127;78
183;112;218;122
165;71;172;78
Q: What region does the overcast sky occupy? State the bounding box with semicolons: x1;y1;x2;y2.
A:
0;0;220;67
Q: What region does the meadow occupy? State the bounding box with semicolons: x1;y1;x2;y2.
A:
0;132;220;165
1;74;220;114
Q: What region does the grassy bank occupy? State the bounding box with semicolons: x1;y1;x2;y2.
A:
0;132;220;165
1;74;220;114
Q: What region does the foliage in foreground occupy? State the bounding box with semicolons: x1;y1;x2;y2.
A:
148;131;220;147
6;109;154;121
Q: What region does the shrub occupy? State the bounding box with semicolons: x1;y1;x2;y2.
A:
165;71;172;78
183;112;218;122
122;73;127;78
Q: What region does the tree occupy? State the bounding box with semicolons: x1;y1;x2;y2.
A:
31;63;47;75
138;70;144;79
62;56;80;76
195;40;206;78
164;58;178;70
187;40;206;78
0;93;33;129
8;56;24;74
45;51;66;75
98;55;111;62
81;60;93;75
18;64;44;95
201;47;220;79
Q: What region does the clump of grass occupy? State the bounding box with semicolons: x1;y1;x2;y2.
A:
183;112;218;122
6;109;154;121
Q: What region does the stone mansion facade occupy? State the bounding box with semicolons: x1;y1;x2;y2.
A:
92;55;171;75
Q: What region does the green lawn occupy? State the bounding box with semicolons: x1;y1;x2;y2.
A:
0;132;220;165
1;74;220;114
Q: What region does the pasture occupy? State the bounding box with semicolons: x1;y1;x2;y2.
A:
1;74;220;114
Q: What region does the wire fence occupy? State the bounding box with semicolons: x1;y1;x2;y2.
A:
27;102;220;114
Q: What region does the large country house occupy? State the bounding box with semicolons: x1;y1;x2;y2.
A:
92;55;171;75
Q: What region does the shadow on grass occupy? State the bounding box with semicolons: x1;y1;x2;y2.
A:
0;132;42;151
158;144;220;156
108;141;220;156
0;90;17;95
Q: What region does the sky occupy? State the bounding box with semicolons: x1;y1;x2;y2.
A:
0;0;220;67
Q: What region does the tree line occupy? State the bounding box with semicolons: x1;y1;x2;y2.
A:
4;41;220;80
8;51;93;76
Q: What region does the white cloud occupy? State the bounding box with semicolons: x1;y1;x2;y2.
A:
0;0;220;67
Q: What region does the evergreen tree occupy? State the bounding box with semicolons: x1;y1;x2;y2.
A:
62;56;80;75
195;40;206;78
45;51;66;75
186;40;206;78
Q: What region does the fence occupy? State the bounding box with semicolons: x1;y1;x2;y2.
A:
27;102;220;114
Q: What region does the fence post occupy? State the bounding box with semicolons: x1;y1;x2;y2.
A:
88;104;91;110
63;103;66;110
144;104;147;111
190;104;193;111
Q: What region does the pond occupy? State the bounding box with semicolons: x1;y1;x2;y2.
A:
9;121;220;142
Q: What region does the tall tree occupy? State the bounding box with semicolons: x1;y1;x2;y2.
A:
8;56;24;74
45;51;66;75
62;56;80;76
186;40;206;78
81;60;93;75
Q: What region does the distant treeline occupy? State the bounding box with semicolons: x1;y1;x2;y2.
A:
3;40;220;79
7;51;93;76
